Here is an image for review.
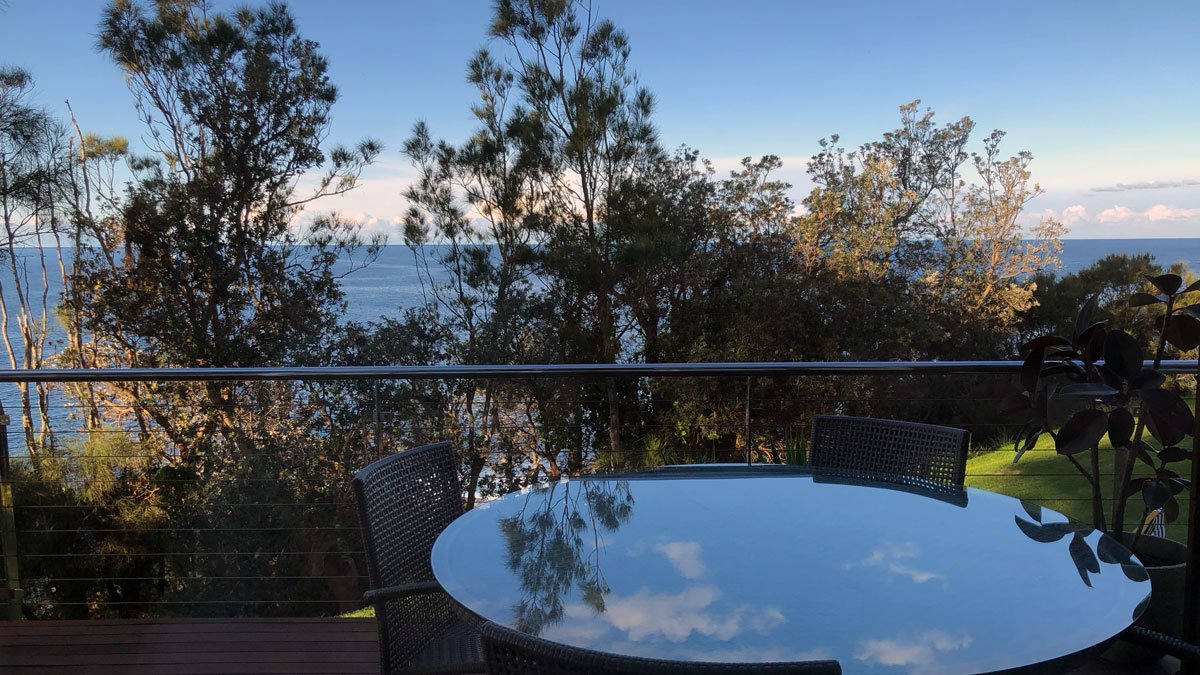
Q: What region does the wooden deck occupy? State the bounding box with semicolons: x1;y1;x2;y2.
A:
0;617;1180;674
0;618;380;674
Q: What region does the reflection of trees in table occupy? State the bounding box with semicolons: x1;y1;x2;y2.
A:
1014;500;1148;588
500;480;634;635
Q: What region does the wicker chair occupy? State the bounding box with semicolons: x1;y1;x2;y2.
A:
809;415;969;493
352;441;484;674
479;620;841;674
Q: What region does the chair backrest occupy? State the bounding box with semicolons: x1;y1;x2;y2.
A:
353;441;463;673
809;415;969;491
479;620;841;674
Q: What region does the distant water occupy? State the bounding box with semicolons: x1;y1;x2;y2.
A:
4;241;1199;339
1053;239;1200;277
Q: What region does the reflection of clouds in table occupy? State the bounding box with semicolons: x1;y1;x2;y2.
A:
546;585;785;644
855;629;973;671
610;639;833;664
653;541;706;579
848;541;943;584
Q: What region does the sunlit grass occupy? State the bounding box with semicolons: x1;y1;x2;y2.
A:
966;432;1192;542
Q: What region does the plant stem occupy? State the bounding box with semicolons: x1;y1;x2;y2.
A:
1091;445;1107;533
1183;353;1200;645
1113;298;1175;537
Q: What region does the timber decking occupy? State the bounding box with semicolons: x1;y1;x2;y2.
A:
0;617;380;674
0;617;1179;674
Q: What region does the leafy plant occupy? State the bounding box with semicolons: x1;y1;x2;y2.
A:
1002;273;1200;542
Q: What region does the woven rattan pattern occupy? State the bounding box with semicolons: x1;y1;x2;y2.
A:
353;441;483;674
479;621;841;674
809;415;969;492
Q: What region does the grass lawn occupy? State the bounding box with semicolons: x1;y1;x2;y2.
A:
966;435;1192;542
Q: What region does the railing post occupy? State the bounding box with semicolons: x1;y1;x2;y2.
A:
744;376;751;466
0;400;21;620
372;379;383;458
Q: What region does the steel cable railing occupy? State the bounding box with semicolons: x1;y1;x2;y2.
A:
0;360;1193;620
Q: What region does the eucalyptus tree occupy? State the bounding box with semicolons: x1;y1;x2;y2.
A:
69;0;381;463
397;0;665;479
800;101;1063;359
486;0;662;462
0;67;74;452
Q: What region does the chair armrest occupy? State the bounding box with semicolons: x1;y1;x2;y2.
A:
363;580;444;605
1121;625;1200;663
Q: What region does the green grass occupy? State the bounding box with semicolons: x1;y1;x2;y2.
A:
965;433;1192;541
339;606;374;618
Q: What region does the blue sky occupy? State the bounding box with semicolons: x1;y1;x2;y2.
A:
3;0;1198;238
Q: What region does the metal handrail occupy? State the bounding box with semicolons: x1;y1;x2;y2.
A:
0;359;1193;382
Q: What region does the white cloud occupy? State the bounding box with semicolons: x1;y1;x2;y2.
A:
855;629;973;669
1145;204;1200;222
1096;205;1136;223
849;541;942;584
1060;205;1089;225
1092;179;1200;193
588;585;785;643
1094;203;1200;224
653;541;706;579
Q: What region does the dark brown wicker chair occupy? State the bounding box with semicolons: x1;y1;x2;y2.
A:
352;441;484;674
809;415;969;492
479;620;841;674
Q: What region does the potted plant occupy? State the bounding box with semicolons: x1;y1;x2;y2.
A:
1001;273;1200;657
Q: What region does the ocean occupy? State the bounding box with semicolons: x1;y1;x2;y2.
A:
343;240;1200;323
3;239;1200;367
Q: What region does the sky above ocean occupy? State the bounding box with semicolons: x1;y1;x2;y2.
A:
3;0;1198;239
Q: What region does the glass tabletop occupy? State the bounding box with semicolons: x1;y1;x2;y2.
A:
431;469;1150;674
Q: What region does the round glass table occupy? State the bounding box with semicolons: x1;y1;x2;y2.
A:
431;467;1150;674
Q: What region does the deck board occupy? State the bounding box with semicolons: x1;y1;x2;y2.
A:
0;618;380;675
0;617;1179;674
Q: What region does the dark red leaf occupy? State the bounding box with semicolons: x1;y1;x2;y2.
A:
1130;292;1166;307
1134;441;1158;469
1021;349;1044;393
1158;446;1192;463
1082;324;1107;366
1075;295;1099;340
1131;368;1165;391
1164;495;1180;523
1108;408;1135;448
1021;334;1072;355
1102;330;1143;381
1013;424;1042;464
1164;313;1200;352
1143;388;1195;447
1143;480;1172;511
1125;477;1151;501
1149;273;1184;296
999;392;1030;415
1056;409;1109;456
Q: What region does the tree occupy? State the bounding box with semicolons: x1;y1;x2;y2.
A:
800;102;1063;359
69;0;380;462
0;67;75;452
487;0;661;462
